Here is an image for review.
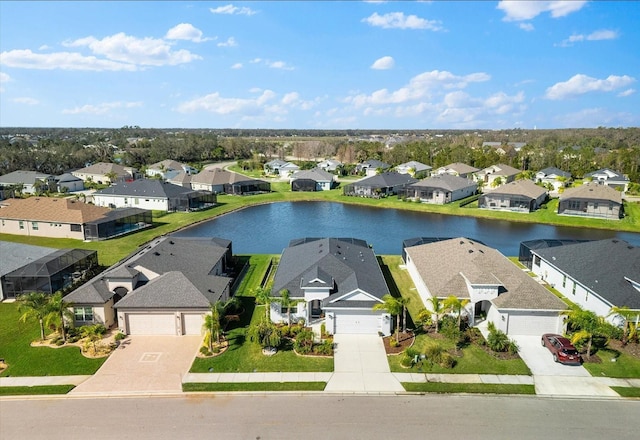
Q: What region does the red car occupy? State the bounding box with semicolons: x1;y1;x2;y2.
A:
541;334;583;365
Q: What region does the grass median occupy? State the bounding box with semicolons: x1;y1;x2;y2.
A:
0;385;75;396
183;382;326;392
403;382;535;394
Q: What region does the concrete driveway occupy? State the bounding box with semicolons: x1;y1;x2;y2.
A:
71;335;201;395
325;334;403;393
512;335;619;397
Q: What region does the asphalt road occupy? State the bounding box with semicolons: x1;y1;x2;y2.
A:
1;394;639;439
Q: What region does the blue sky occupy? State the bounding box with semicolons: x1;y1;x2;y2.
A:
1;1;638;129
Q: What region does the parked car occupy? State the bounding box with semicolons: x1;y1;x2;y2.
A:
541;333;583;364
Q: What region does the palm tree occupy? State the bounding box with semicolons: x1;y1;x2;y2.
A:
17;292;50;341
45;291;74;343
568;307;607;357
398;296;411;333
273;289;303;326
80;323;105;354
608;306;640;345
373;294;402;342
443;295;470;330
202;306;221;351
253;286;273;320
104;171;119;184
427;296;445;333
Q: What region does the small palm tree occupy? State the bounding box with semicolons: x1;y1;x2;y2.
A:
398;296;411;333
569;307;607;357
373;294;402;342
253;286;273;320
443;295;470;330
428;296;445;333
202;306;221;351
608;306;640;346
80;324;106;354
104;171;119;184
273;289;303;326
17;292;50;341
45;291;74;343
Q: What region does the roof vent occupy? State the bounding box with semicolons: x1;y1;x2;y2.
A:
154;251;160;256
169;240;174;244
468;250;473;254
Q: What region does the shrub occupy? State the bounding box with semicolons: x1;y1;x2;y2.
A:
401;348;420;368
486;326;513;353
424;343;446;365
200;346;211;356
440;316;463;344
289;324;302;337
439;352;456;369
55;338;65;346
313;339;333;356
320;323;327;337
279;325;290;338
389;339;400;348
114;332;126;341
508;341;519;355
294;329;314;354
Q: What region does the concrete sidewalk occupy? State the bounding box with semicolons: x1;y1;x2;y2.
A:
0;376;91;387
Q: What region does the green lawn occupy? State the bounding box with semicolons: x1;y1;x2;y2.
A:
403;382;535;394
0;303;106;377
183;382;326;392
582;348;640;378
611;387;640;398
0;385;75;396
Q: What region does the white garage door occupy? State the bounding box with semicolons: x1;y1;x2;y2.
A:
334;311;381;334
126;313;175;335
506;313;562;336
182;313;205;335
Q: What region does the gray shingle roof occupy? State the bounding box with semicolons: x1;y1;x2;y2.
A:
405;238;566;310
64;279;116;304
437;163;480;175
409;174;476;192
478;163;521;177
0;170;54;185
532;239;640;309
94;179;202;198
482;179;547;199
538;167;571;179
190;168;253;185
585;168;629;182
114;271;212;309
559;183;622;203
353;172;418;188
291;168;334;182
0;241;57;277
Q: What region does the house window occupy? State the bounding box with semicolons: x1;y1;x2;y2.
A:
585;292;589;302
124;198;128;204
19;221;24;230
562;275;566;288
593;202;598;210
572;282;576;295
74;307;93;322
70;224;82;232
533;256;541;267
281;305;296;314
32;222;39;230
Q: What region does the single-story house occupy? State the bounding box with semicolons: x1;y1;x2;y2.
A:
290;168;336;191
264;159;300;176
535;167;572;192
557;183;623;220
145;160;197;179
55;173;85;193
72;162;139;185
528;239;640;325
93;179;216;212
0;170;56;195
269;237;392;335
404;237;567;336
167;171;192;188
584;168;630;192
64;237;234;335
434;163;479;179
0;242;98;300
343;172;418;198
479;179;547;213
190;168;270;195
401;174;476;204
317;159;342;172
474;163;521;187
355;159;391;177
482;141;526;154
395;161;432;178
0;197;152;241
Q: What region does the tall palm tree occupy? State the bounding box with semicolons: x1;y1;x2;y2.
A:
17;292;50;341
428;296;445;333
273;289;303;326
45;291;74;343
444;295;470;330
398;296;411;333
373;294;402;342
253;286;273;320
569;307;607;357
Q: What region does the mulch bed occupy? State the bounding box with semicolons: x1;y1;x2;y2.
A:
382;331;415;355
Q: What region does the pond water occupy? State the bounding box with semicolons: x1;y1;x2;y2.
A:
173;201;640;256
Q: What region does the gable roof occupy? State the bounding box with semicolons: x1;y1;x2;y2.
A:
537;167;571;179
359;159;390;169
585;168;629;182
0;241;57;277
73;162;134;177
436;163;480;175
353;172;418;188
478;163;521;177
409;174;476;191
291;168;334;182
0;170;54;185
397;161;432;172
271;237;389;303
405;237;566;310
531;239;640;309
94;179;203;198
114;271;213;309
55;173;83;183
482;179;547;199
190;168;251;185
0;197;111;223
147;160;188;171
559;183;622;204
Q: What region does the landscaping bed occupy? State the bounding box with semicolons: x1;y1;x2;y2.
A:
382;331;415;355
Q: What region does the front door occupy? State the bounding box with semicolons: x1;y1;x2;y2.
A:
310;299;322;319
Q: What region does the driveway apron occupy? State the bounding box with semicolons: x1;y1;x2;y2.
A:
512;335;619;397
325;334;404;393
71;335;201;395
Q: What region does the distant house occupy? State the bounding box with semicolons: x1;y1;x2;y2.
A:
434;163;479;179
404;237;566;336
528;239;640;325
167;171;192;188
145;160;197;179
401;174;476;204
190;168;270;195
317;159;342;172
0;170;56;195
535;167;572;192
93;179;216;212
474;163;521;187
55;173;85;193
395;161;432;178
482;141;526;155
72;162;139;185
355;159;391;177
557;183;623;220
290;168;336;191
269;237;392;335
64;237;233;335
264;159;300;176
0;242;97;300
479;180;547;213
584;168;630;192
343;172;418;198
0;197;152;241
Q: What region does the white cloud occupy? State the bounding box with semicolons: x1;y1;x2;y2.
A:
176;90;277;115
559;29;618;46
38;45;51;51
371;56;394;70
217;37;238;47
362;12;443;31
0;72;11;83
618;89;636;97
62;101;143;115
12;97;39;105
545;74;636;100
64;32;201;66
248;59;294;70
519;23;534;31
497;1;587;21
231;63;243;69
0;49;138;71
165;23;212;43
210;4;257;15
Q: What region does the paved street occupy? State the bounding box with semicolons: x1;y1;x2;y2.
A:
2;395;639;440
